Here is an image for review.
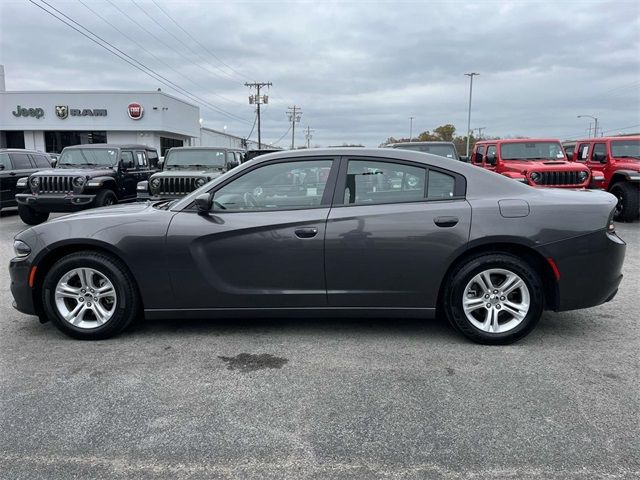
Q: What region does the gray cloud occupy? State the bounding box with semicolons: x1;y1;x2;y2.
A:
1;0;639;146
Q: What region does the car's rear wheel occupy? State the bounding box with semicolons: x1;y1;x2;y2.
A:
95;189;117;207
42;251;140;340
610;182;639;222
443;253;544;344
18;204;49;225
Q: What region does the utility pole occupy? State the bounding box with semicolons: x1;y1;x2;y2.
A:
245;81;272;149
578;114;598;138
465;72;479;158
473;126;486;140
304;126;315;148
409;116;414;141
287;106;302;149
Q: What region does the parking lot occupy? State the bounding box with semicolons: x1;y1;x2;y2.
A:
0;208;638;479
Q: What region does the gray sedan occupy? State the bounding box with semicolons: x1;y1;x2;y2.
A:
9;148;626;344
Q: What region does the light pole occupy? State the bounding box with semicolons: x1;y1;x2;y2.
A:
578;114;598;138
409;116;414;141
465;73;479;157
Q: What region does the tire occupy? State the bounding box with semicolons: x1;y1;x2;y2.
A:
18;204;49;225
443;253;544;345
41;251;140;340
95;189;118;207
610;182;639;222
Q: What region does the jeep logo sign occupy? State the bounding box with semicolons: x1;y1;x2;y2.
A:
127;103;144;120
12;105;45;119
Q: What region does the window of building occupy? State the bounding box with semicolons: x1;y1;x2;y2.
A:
44;131;107;153
4;131;25;149
160;137;184;156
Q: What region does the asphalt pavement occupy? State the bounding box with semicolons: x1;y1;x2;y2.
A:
0;208;638;479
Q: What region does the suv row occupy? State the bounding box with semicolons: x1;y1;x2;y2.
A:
567;136;639;221
15;144;159;225
470;139;591;188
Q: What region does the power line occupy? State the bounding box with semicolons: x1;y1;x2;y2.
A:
270;125;292;147
150;0;251;81
245;112;258;141
77;0;241;109
29;0;251;125
105;0;241;92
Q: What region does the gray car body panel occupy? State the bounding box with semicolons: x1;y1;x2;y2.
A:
10;148;625;319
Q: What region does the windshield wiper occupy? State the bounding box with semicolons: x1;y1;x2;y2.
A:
188;164;223;169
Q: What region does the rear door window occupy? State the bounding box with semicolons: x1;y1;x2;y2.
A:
591;143;606;161
345;160;426;205
31;154;51;168
427;170;456;199
474;146;486;164
8;152;33;169
0;152;12;170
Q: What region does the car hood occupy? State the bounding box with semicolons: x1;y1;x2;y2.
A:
45;201;154;224
153;170;224;179
500;160;588;173
32;167;115;178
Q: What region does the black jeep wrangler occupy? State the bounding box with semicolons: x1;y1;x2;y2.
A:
137;147;243;200
15;144;159;225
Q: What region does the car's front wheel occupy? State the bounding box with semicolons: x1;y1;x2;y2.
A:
18;204;49;225
95;189;118;207
42;251;140;340
443;253;544;344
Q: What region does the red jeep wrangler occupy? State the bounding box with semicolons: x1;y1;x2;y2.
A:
570;136;640;221
471;139;591;188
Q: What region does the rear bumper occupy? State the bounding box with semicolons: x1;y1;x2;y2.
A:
16;193;97;212
537;229;626;312
9;257;37;316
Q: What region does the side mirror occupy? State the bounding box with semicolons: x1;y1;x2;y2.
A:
0;164;4;171
226;161;239;170
486;153;497;165
459;155;469;162
195;192;213;214
50;159;57;167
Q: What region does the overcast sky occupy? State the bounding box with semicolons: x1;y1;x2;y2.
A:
1;0;639;147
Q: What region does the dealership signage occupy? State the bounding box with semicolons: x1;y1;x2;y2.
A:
12;105;45;119
127;102;144;120
55;105;108;119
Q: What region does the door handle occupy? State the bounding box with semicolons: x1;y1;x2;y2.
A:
434;216;459;228
9;172;16;176
295;227;318;239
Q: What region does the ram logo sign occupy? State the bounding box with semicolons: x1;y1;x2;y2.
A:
55;105;69;119
54;105;107;119
127;103;144;120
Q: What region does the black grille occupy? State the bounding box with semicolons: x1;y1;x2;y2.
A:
158;177;198;196
37;176;74;194
532;171;585;186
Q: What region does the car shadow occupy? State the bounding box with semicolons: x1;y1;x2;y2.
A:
130;315;466;343
0;207;19;218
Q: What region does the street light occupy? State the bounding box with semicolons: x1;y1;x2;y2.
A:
465;73;480;157
578;114;599;138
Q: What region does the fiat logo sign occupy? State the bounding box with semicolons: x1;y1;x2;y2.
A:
127;103;144;120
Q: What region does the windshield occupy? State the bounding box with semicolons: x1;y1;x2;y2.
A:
165;149;227;170
611;140;640;160
500;142;565;161
58;148;118;167
393;144;458;159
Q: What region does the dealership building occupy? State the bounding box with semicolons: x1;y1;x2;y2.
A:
0;65;258;155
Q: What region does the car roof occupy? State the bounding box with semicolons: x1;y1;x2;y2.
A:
388;141;455;146
63;144;155;150
0;149;50;154
475;138;562;145
572;136;640;142
168;146;237;151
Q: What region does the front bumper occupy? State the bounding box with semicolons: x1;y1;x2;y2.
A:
16;193;97;212
538;229;626;312
9;257;37;316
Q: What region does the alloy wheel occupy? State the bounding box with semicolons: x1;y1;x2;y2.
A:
462;268;530;334
54;267;117;329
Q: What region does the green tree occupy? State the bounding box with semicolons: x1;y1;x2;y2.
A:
434;124;456;141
